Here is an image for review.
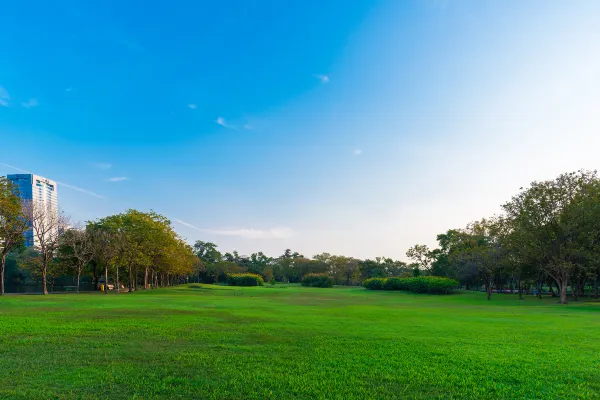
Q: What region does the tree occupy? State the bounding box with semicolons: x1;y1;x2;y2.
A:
341;258;361;285
58;226;94;293
88;225;119;293
0;178;27;295
406;244;433;275
22;200;69;295
502;170;600;304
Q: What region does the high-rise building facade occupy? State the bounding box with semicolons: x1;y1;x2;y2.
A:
6;174;58;247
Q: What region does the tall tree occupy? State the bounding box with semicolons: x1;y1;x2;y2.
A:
502;170;600;304
58;226;94;293
0;178;27;295
22;200;69;295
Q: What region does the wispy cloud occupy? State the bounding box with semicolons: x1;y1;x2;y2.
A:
55;181;107;199
216;116;236;129
313;74;330;84
22;98;38;109
173;219;293;239
107;177;128;182
174;219;203;231
209;227;294;239
0;86;10;107
0;162;107;199
91;162;112;170
353;148;363;156
243;123;254;130
188;103;197;110
0;162;31;173
65;87;73;92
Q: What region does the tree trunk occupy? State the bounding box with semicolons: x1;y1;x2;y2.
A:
518;276;523;300
42;260;48;295
77;269;81;294
0;253;5;296
144;267;149;289
486;278;492;300
116;266;120;294
128;265;133;293
559;279;568;304
594;271;599;299
134;267;138;291
104;263;108;294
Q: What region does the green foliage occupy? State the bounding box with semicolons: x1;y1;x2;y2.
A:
364;276;457;294
362;277;387;290
226;273;264;286
301;273;333;288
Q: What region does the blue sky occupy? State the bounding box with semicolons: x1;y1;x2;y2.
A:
2;0;600;259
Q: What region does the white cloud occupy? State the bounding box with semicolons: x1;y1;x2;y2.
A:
243;123;254;130
313;74;330;84
209;227;294;239
216;116;236;129
188;104;197;110
173;219;293;239
65;87;73;92
353;148;363;156
0;86;10;106
56;181;107;199
107;177;128;182
22;98;38;108
91;162;112;170
174;219;203;231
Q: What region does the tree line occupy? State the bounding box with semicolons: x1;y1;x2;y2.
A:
404;170;600;304
3;170;600;303
0;177;196;295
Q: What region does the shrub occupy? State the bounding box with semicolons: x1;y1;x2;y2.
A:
384;277;404;290
226;273;264;287
421;277;458;294
363;276;458;294
363;277;387;290
301;273;333;288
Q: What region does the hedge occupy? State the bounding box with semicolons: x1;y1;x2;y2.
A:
362;278;387;290
226;273;264;286
301;273;334;288
363;276;457;294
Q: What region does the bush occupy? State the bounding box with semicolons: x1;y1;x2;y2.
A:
226;273;264;287
363;276;457;294
384;277;405;290
301;273;333;288
363;277;387;290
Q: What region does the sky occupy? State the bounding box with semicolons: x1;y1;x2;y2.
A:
1;0;600;260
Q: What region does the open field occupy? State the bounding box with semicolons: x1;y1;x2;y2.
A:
1;285;599;399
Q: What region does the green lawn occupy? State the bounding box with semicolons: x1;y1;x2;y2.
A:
1;285;599;399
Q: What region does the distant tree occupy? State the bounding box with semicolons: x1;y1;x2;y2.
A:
406;244;433;274
341;258;361;285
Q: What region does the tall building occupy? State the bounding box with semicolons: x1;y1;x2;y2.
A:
7;174;58;247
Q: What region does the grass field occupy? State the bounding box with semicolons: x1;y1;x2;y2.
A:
1;284;599;399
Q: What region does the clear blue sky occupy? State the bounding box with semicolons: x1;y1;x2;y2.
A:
2;0;600;259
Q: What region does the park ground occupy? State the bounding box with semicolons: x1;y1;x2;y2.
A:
0;284;599;399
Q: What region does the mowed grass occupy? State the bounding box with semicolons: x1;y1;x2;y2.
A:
1;285;599;399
